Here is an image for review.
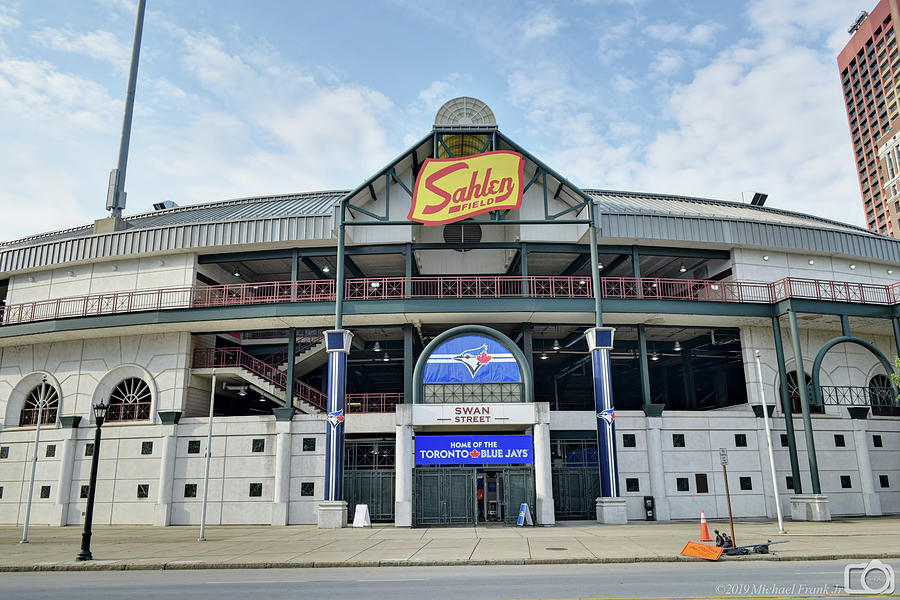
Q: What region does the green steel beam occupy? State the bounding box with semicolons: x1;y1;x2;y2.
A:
285;327;296;408
786;308;821;494
300;257;326;279
637;324;651;408
403;324;414;404
775;299;894;318
561;253;590;276
772;314;802;494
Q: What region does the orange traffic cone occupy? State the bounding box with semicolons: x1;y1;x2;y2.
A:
698;510;712;541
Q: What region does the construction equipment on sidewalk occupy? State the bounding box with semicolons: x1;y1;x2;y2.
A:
714;529;788;555
698;510;712;541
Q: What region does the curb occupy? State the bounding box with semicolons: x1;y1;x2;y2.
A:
2;552;899;573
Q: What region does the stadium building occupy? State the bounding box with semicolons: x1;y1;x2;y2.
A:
0;97;898;528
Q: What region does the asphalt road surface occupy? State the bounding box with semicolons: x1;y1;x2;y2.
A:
1;560;896;599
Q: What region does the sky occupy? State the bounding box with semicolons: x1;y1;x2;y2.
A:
0;0;877;242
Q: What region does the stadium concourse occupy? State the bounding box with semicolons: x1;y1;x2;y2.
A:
0;98;897;530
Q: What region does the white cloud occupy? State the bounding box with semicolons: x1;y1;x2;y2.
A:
0;13;20;32
31;28;130;71
651;49;684;76
612;74;638;94
646;21;723;46
521;8;564;42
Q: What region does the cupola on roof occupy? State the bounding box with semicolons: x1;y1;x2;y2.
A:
434;97;496;129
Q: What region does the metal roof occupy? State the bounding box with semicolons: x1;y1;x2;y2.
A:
0;191;344;250
587;189;873;236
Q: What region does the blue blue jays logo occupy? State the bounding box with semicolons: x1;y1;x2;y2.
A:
327;409;344;428
452;343;493;378
597;408;614;426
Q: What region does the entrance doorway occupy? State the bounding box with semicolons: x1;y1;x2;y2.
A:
414;467;534;526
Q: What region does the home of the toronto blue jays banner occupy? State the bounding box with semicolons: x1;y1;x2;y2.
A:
423;335;521;383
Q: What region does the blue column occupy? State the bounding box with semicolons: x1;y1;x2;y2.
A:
586;326;618;497
324;329;353;501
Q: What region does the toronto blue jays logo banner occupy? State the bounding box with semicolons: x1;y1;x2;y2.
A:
423;335;521;383
415;435;533;465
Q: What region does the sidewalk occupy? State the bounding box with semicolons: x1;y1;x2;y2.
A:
2;517;898;572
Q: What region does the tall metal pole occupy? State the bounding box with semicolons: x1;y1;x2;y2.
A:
199;369;216;541
107;0;146;218
755;351;785;534
20;377;47;544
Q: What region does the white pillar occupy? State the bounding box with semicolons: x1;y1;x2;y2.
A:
154;424;177;526
533;402;555;525
851;419;882;516
54;428;78;526
645;416;670;521
394;404;413;527
272;420;292;526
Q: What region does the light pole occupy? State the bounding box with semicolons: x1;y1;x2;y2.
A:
21;375;50;544
75;401;108;561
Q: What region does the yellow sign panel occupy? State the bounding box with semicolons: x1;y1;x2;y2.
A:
408;151;525;225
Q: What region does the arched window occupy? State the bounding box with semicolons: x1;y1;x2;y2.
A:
779;370;824;414
106;377;152;422
868;373;897;416
19;380;58;426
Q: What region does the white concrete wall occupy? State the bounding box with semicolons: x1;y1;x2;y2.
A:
732;248;897;285
0;415;326;526
8;253;196;306
0;332;191;428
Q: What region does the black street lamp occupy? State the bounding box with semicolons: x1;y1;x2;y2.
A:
76;401;108;561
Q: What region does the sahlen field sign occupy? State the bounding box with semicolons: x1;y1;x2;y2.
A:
408;151;525;225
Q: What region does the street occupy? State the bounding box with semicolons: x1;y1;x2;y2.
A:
1;560;896;599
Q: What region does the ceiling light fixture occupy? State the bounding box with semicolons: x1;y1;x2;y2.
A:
808;259;815;265
383;352;390;362
762;255;769;261
238;385;248;397
850;264;856;270
673;340;681;352
679;264;687;273
373;341;381;352
552;339;561;351
370;281;381;288
233;268;241;278
889;269;895;275
651;351;659;361
322;265;331;273
598;263;604;270
710;284;720;291
578;278;586;285
540;351;548;360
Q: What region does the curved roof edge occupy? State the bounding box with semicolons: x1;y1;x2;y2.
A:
586;189;881;238
0;190;347;250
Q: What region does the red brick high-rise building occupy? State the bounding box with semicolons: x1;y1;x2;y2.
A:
838;0;900;237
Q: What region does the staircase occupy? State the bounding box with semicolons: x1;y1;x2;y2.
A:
274;334;328;376
193;347;326;414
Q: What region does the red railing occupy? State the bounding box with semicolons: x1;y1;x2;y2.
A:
18;406;58;426
346;393;404;413
192;347;327;411
602;277;775;302
345;276;593;299
4;275;900;326
105;400;151;423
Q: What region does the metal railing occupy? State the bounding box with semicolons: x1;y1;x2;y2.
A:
18;406;57;426
816;385;900;416
105;400;152;423
5;274;900;326
345;276;593;300
192;347;327;411
602;277;774;302
345;393;404;413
